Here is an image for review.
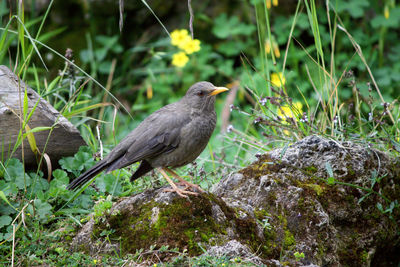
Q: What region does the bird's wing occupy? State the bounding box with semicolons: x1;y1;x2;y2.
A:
105;103;191;172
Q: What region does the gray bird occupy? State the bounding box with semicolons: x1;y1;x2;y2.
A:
67;81;228;197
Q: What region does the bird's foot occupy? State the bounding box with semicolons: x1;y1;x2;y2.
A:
163;168;205;193
159;167;203;198
163;187;198;198
175;179;204;193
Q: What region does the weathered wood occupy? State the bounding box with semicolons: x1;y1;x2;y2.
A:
0;65;86;168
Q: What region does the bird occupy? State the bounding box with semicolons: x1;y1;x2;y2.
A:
67;81;229;197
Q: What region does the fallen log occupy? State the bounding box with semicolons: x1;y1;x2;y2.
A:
0;65;86;169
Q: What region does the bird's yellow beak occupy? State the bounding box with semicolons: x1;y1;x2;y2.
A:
208;86;229;96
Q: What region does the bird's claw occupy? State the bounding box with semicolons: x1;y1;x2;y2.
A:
163;187;198;198
159;167;203;198
176;180;204;193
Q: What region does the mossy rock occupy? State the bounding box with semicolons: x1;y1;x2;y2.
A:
213;135;400;266
72;135;400;266
71;188;267;260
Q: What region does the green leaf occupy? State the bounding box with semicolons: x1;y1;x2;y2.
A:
23;126;53;137
325;162;335;185
0;203;15;216
377;202;383;212
0;215;12;228
212;14;255;39
5;159;30;189
216;41;247;56
29;172;49;192
99;61;112;74
0;230;12;242
36;190;46;201
74;151;95;171
46;76;61;93
217;59;234;76
63;103;112;119
49;169;69;197
53;169;69;182
79;49;90;63
327;177;335;185
96;35;118;47
33;199;53;223
59;157;76;173
95;173;122;195
23;88;29;120
73;194;93;209
37;27;66;44
371;8;400;28
335;0;369;18
95;47;108;62
357;192;371;204
325;162;334;177
0;180;18;195
0;190;13;207
0;0;9;17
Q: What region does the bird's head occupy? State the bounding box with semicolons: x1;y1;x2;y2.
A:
183;81;229;112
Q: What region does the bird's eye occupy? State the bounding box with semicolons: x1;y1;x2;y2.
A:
197;91;204;96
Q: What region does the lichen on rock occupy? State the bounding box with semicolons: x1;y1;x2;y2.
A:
213;135;400;266
71;187;265;262
71;135;400;266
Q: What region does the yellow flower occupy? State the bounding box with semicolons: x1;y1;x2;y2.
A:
265;39;280;58
182;39;201;54
147;84;153;99
273;42;280;58
384;5;389;19
279;102;302;136
266;0;278;8
265;40;271;54
271;72;286;87
277;102;303;122
172;52;189;67
266;0;271;9
171;29;191;48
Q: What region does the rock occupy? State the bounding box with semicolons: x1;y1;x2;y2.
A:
212;135;400;266
71;187;264;260
0;65;86;168
71;135;400;266
205;239;264;265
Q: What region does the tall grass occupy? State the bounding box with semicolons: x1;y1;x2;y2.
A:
229;0;400;157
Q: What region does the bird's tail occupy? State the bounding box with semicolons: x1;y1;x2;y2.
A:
67;161;109;190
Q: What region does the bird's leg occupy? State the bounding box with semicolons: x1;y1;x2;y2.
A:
164;168;204;193
158;168;198;198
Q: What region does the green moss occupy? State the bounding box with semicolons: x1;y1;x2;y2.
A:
284;230;295;248
78;244;91;254
345;194;356;209
91;193;234;256
304;165;318;174
345;163;356;179
304;183;323;196
238;154;275;179
316;236;326;259
297;197;305;211
254;209;271;220
361;250;369;263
